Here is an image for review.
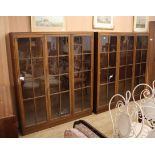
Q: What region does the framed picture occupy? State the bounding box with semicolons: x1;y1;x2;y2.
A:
31;16;65;32
93;16;113;29
133;16;148;32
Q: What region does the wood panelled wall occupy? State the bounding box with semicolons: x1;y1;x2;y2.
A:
0;16;155;118
0;16;30;117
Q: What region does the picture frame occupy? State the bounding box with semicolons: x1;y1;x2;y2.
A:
93;16;113;29
133;16;148;32
31;16;65;32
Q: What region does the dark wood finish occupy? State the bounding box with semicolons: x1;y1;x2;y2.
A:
148;21;155;85
94;32;149;113
10;32;94;135
0;115;18;138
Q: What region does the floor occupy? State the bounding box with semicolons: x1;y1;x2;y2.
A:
22;110;113;138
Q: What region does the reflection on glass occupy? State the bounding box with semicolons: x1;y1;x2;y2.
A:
74;90;82;112
120;52;126;66
20;59;32;76
127;36;134;50
74;36;82;44
108;68;116;82
100;53;108;68
119;67;126;80
126;66;132;78
18;38;30;59
74;72;82;89
100;36;109;52
126;51;133;64
141;50;147;62
60;74;69;91
99;85;107;106
24;99;35;126
120;36;127;51
34;78;45;97
61;92;70;115
49;75;59;94
100;69;107;84
83;71;91;87
84;54;91;70
74;55;82;72
136;36;148;49
33;59;44;78
109;53;116;67
31;38;43;57
47;37;58;56
59;56;69;74
51;94;60;118
59;37;68;55
48;57;58;75
22;79;34;99
35;97;47;122
136;51;141;63
110;36;117;52
83;36;91;53
83;87;91;109
74;45;82;54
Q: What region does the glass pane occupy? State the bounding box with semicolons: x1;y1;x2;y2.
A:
83;36;91;53
31;38;43;58
35;97;47;122
120;52;126;66
74;36;82;44
110;36;117;52
59;56;69;74
84;54;91;70
22;79;34;99
119;67;126;80
127;36;134;50
33;59;44;78
141;50;147;62
108;83;115;100
74;55;82;72
74;72;82;89
19;59;32;76
61;92;70;116
83;71;91;87
74;45;82;54
74;89;82;112
59;37;69;55
48;57;59;75
120;36;127;51
108;68;116;82
60;74;69;91
109;53;116;67
83;87;91;109
24;99;35;126
125;79;132;92
99;85;107;106
126;51;133;65
137;36;148;49
136;51;141;63
34;78;45;97
135;64;141;76
126;66;133;78
100;36;109;52
51;94;60;118
134;77;145;96
18;38;30;59
47;37;58;56
100;53;108;68
49;75;59;94
118;80;125;95
100;69;108;84
141;63;146;75
139;76;145;83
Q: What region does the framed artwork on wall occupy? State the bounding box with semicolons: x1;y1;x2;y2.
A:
93;16;113;29
133;16;148;32
31;16;65;32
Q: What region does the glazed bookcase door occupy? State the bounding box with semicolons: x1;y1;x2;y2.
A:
118;35;134;95
73;35;93;113
16;37;47;127
47;35;71;119
134;35;148;98
99;35;117;109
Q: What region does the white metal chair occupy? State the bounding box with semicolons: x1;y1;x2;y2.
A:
109;90;152;138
